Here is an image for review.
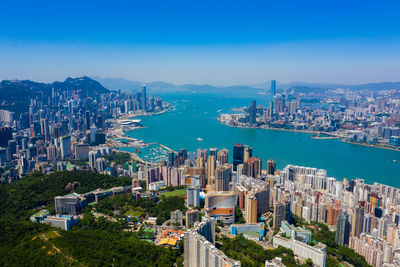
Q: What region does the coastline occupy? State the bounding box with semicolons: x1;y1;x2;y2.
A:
220;122;318;135
220;122;400;153
118;105;172;120
107;107;174;165
342;140;400;152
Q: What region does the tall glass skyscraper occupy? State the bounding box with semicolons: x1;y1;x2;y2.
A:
141;85;147;112
271;80;276;96
233;143;244;171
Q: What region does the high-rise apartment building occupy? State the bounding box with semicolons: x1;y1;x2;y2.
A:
187;187;201;207
217;148;229;165
89;150;98;169
184;217;241;267
206;155;216;186
40;118;50;141
336;211;351;246
273;202;286;230
215;164;231;192
96;157;105;172
46;145;56;161
186;209;199;228
245;195;258;224
352;205;365;237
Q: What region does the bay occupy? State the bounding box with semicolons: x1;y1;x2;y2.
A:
122;91;400;187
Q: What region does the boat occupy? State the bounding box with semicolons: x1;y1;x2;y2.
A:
196;137;204;141
392;160;398;163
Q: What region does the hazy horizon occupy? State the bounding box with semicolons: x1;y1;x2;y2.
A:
4;74;400;89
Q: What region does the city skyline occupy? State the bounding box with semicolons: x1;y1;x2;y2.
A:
3;1;400;266
1;1;400;85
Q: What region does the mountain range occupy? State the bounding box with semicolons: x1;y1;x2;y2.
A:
93;76;400;94
1;76;400;114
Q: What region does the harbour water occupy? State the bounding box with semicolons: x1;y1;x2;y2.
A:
122;91;400;187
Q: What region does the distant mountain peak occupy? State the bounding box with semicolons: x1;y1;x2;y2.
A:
0;76;111;114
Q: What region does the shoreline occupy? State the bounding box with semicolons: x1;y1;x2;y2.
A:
118;106;172;120
342;140;400;152
220;122;400;153
220;122;318;135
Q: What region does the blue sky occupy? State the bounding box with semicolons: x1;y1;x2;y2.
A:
1;0;400;85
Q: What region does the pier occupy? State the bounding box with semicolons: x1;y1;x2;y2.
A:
160;144;178;155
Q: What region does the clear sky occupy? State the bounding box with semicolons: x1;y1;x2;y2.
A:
1;0;400;85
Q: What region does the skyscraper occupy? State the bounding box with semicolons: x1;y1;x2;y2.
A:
185;209;199;228
243;146;253;162
141;84;147;112
233;144;244;171
248;100;257;125
273;202;286;230
245;195;258;224
46;145;56;161
59;136;71;159
168;152;175;167
89;150;98;169
209;147;217;157
271;80;276;96
215;164;231;192
96;157;105;172
85;110;91;131
178;149;188;160
206;155;216;186
274;96;285;113
352;206;365;237
217;148;229;165
247;156;262;178
187;187;200;207
336;211;351;245
267;159;276;175
0;127;12;147
40;118;50;141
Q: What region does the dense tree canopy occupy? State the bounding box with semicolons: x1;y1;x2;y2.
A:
0;171;181;266
219;234;308;267
0;171;131;219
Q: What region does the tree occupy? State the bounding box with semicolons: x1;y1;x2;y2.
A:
234;206;246;224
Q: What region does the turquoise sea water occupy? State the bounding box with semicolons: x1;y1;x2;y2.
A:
122;91;400;187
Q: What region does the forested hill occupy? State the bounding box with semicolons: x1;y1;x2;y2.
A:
0;171;180;266
0;76;110;114
0;171;131;219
